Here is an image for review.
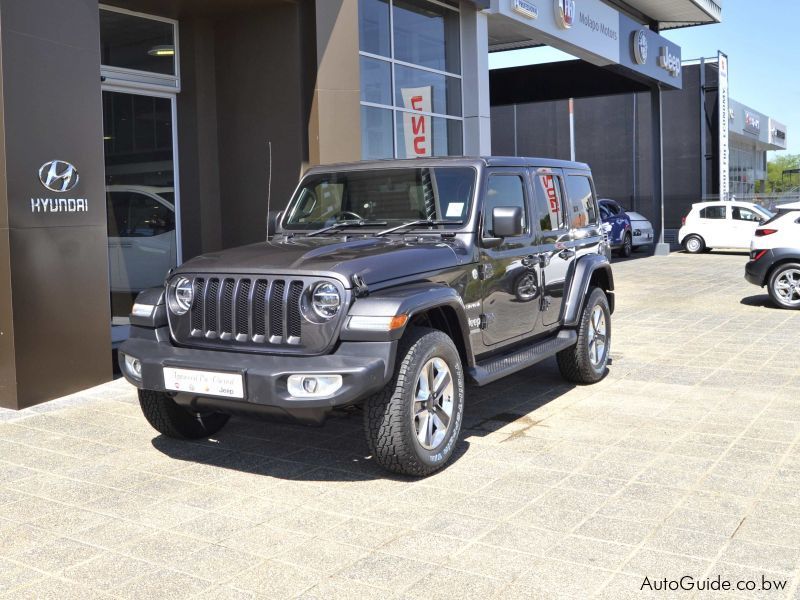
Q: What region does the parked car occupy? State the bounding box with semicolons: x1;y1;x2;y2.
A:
745;201;800;309
678;201;774;253
599;199;633;257
626;211;654;251
119;157;615;476
106;185;177;293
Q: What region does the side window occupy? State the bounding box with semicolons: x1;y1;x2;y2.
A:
732;207;761;222
534;174;567;232
107;192;174;237
483;174;528;238
565;175;598;228
699;205;727;219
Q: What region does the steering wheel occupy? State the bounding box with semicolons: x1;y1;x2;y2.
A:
336;211;364;221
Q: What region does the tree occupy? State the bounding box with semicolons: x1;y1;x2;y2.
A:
767;154;800;192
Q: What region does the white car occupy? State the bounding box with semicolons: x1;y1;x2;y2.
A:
745;201;800;309
678;201;774;253
106;185;177;293
626;211;654;250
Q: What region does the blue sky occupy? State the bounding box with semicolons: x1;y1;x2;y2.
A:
489;2;799;155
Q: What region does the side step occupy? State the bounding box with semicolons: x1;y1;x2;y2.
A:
468;330;578;386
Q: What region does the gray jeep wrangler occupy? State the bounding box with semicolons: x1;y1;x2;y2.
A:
120;157;614;476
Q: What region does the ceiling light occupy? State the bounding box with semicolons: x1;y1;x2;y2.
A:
148;45;175;57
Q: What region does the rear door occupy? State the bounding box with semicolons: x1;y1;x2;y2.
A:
697;204;728;247
479;169;539;347
530;168;573;329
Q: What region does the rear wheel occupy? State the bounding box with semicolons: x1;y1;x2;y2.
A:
364;327;465;476
683;235;705;254
138;389;230;439
557;288;611;384
619;233;633;258
768;263;800;310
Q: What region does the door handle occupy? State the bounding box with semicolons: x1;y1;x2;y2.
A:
558;248;576;260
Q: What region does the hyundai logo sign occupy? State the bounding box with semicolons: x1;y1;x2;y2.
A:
38;160;80;193
555;0;575;29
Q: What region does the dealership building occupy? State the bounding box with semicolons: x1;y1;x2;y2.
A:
491;57;788;231
0;0;721;409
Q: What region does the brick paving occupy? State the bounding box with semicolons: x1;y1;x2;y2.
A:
1;251;799;598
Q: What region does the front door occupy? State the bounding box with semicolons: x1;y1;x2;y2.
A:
479;170;539;347
730;205;764;248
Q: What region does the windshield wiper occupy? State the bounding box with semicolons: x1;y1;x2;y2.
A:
376;219;463;237
305;219;387;237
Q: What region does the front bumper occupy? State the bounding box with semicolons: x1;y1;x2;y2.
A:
745;250;773;287
119;327;396;420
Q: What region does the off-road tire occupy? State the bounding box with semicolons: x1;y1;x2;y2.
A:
557;287;611;384
364;327;465;477
768;262;800;310
138;389;230;439
683;235;705;254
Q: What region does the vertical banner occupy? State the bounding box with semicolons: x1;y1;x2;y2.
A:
718;52;729;201
401;86;433;157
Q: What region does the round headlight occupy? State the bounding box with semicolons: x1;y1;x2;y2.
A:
311;282;341;319
168;277;194;315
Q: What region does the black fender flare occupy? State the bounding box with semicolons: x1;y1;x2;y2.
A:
562;255;615;328
340;283;474;363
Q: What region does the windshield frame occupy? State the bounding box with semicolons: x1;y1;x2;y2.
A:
279;165;479;234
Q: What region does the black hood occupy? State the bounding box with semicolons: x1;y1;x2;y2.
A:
174;236;465;287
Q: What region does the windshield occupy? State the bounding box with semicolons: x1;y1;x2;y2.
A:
283;167;475;231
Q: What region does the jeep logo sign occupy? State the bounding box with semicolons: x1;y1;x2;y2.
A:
39;160;80;192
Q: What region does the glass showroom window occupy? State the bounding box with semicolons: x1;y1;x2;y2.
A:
359;0;463;160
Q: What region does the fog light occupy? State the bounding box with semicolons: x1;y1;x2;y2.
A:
123;354;142;380
287;374;342;398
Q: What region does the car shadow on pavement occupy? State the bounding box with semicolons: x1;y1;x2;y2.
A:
740;294;775;309
150;357;578;481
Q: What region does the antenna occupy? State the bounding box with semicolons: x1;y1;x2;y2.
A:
266;141;273;238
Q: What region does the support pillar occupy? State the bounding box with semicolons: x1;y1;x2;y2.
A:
650;84;670;256
461;3;491;156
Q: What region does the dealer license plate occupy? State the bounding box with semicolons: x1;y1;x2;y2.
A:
163;367;244;399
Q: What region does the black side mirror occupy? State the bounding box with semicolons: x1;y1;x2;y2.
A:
492;206;524;238
267;210;283;237
483;206;524;248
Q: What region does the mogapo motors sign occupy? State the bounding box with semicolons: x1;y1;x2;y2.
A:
32;160;88;213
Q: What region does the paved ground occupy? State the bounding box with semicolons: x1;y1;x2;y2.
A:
1;251;800;599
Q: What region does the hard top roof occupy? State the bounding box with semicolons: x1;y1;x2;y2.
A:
305;156;591;174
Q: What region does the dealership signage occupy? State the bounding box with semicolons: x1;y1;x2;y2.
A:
32;160;88;213
718;52;730;201
554;0;575;29
632;29;647;65
744;111;761;134
657;46;681;78
401;86;433;158
616;13;682;89
512;0;538;19
769;118;787;148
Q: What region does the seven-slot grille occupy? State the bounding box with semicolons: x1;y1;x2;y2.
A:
187;276;305;345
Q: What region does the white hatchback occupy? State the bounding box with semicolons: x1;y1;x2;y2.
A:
678;201;774;253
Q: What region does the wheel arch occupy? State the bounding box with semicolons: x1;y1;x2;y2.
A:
562;255;615;328
340;283;476;367
765;255;800;287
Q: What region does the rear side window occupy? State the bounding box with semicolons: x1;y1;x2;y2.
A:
483;174;528;238
534;174;567;232
565;175;598;228
699;205;726;219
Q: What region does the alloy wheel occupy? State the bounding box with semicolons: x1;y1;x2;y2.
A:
587;305;608;367
774;268;800;306
413;358;454;450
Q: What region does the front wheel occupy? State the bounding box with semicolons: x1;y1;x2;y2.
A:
138;389;230;439
618;233;633;258
556;288;611;384
768;263;800;310
364;328;465;476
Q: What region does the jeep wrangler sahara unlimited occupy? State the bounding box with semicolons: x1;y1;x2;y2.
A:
119;158;614;476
